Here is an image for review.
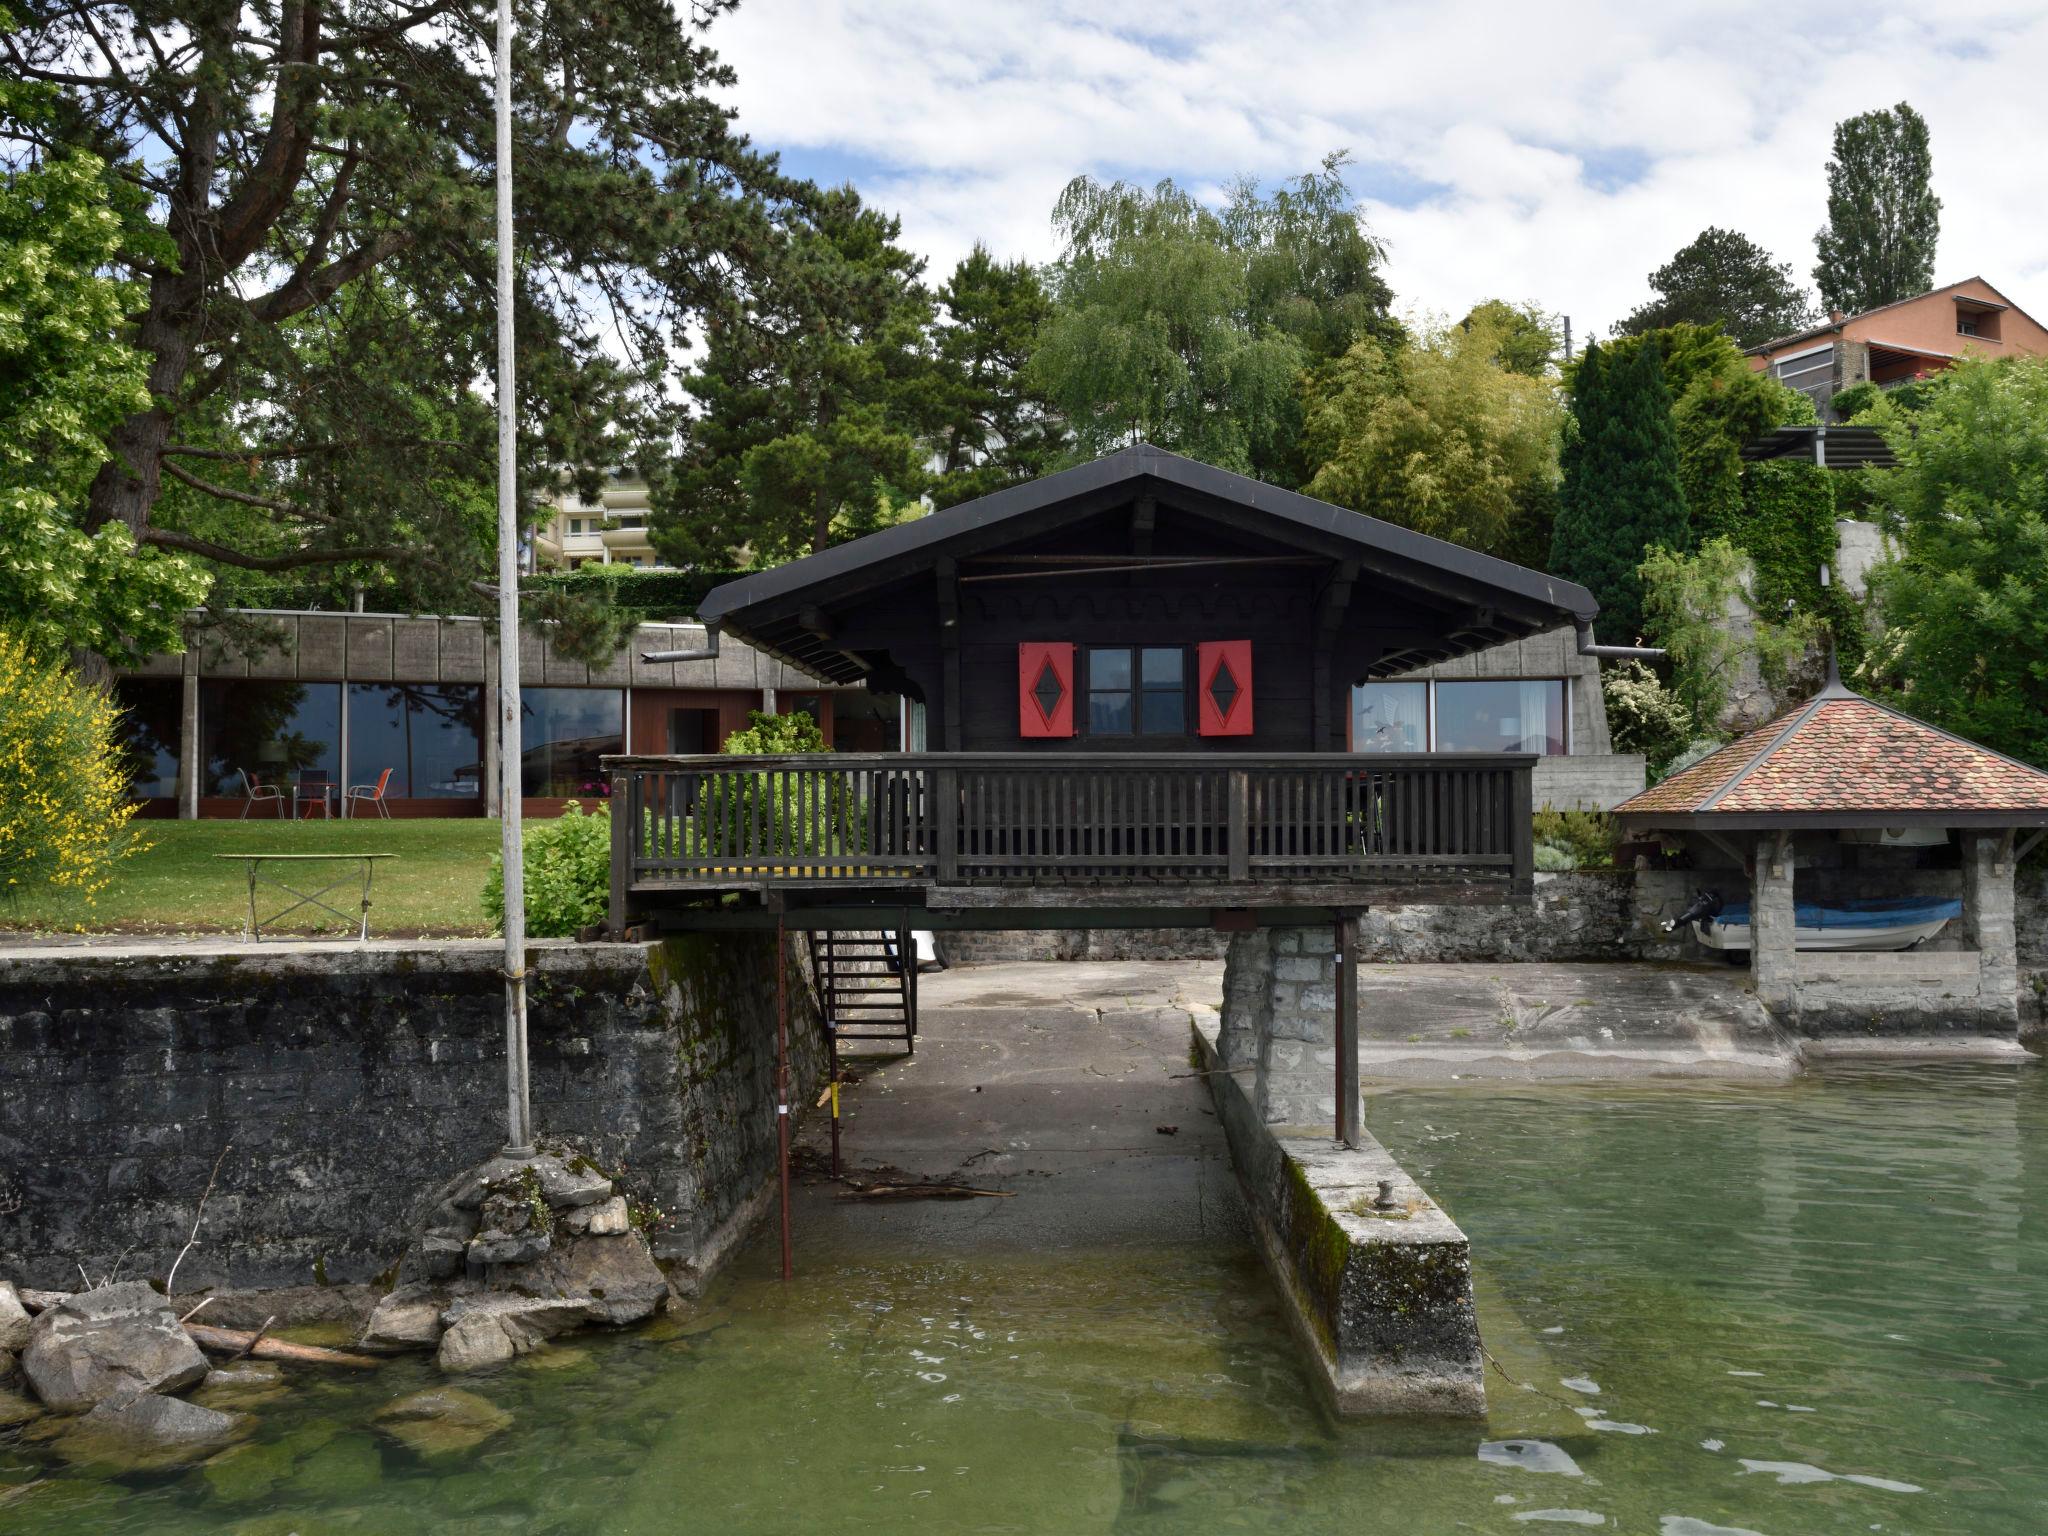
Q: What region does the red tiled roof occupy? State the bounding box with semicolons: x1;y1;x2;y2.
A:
1615;683;2048;820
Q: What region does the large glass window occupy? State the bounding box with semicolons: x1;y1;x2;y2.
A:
112;678;182;798
1433;680;1567;754
200;681;342;795
348;684;483;798
521;688;622;797
1086;647;1184;736
1351;682;1427;754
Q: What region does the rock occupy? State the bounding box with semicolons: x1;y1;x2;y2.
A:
0;1384;44;1428
436;1295;592;1373
54;1391;249;1471
479;1189;537;1235
467;1229;551;1266
0;1346;13;1381
374;1386;511;1457
522;1235;670;1326
561;1195;630;1236
84;1390;246;1445
358;1283;447;1354
434;1313;516;1373
400;1232;469;1285
191;1360;287;1411
0;1282;30;1351
21;1282;211;1412
532;1156;613;1209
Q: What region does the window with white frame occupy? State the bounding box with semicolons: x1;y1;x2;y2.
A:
1351;678;1569;754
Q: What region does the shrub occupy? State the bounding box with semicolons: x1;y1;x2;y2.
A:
1601;659;1693;774
1533;842;1578;872
691;709;859;859
1532;804;1619;869
484;801;611;937
0;632;144;903
721;708;829;755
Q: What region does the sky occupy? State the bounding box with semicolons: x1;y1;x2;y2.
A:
704;0;2048;339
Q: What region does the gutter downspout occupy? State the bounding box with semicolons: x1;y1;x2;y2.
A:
1574;618;1666;661
641;622;722;664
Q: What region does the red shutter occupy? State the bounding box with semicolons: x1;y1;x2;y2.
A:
1018;642;1075;738
1198;641;1253;736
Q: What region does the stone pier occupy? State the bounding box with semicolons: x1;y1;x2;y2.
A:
1212;925;1484;1415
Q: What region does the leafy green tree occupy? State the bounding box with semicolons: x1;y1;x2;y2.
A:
1621;227;1815;348
0;110;209;661
1223;153;1400;367
1457;300;1561;376
1862;358;2048;766
2;0;786;633
1299;313;1562;559
659;185;931;564
926;245;1062;510
1030;157;1395;484
1550;340;1688;642
1813;103;1941;314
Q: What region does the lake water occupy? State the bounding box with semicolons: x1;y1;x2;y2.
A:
6;1062;2045;1534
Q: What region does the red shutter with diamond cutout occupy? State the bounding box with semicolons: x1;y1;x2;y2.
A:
1198;641;1253;737
1018;642;1075;738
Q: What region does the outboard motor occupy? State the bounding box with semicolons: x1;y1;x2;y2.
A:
1663;887;1725;934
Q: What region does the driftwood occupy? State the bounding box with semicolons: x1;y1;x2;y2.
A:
183;1322;377;1369
834;1182;1014;1201
20;1288;69;1313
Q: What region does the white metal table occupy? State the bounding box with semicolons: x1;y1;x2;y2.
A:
214;853;399;941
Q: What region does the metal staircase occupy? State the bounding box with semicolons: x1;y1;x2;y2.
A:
808;930;917;1054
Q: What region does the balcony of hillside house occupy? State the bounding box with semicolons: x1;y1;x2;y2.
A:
605;751;1535;925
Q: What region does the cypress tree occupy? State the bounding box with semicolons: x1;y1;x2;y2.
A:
1550;341;1689;643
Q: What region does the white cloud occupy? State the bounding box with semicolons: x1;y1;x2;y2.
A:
703;0;2048;333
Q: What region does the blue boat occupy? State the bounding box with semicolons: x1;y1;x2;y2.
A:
1692;895;1963;952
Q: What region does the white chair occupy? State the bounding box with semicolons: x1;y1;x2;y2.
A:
237;768;285;820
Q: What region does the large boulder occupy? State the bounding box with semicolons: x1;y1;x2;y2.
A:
373;1386;511;1457
0;1283;31;1351
523;1235;670;1326
435;1295;591;1373
358;1283;448;1354
21;1283;211;1413
53;1391;248;1471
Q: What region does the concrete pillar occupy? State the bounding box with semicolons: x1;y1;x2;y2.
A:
176;663;201;820
1962;831;2019;1024
1750;835;1798;1013
1219;926;1339;1127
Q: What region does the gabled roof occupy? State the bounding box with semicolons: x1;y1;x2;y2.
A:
698;444;1598;684
1744;276;2046;357
1615;667;2048;829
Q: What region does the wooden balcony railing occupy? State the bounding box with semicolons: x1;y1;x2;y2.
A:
606;753;1535;903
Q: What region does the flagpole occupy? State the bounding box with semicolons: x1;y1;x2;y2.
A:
495;0;533;1158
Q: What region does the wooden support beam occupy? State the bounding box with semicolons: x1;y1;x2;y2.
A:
936;558;962;752
1311;560;1361;749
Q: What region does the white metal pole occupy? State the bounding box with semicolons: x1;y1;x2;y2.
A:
495;0;533;1157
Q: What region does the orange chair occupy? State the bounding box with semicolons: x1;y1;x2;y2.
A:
347;767;394;819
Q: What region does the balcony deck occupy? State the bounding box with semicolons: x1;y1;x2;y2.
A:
605;753;1535;929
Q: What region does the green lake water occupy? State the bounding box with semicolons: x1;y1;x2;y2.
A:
7;1062;2046;1533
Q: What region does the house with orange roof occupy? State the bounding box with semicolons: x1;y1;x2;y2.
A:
1614;662;2048;1041
1746;277;2048;420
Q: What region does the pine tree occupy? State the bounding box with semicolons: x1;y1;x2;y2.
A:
1812;103;1941;314
1550;341;1688;643
926;247;1063;509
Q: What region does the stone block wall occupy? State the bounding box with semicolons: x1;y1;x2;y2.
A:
0;937;825;1295
1220;928;1343;1128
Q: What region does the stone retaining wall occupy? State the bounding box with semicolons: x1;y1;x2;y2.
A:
0;937;824;1295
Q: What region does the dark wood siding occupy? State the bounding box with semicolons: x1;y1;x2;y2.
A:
817;498;1477;754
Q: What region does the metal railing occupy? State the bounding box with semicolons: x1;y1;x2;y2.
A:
606;752;1534;895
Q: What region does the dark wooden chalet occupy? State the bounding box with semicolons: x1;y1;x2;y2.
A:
605;444;1599;935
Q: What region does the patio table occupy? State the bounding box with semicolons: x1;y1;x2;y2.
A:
213;853;399;941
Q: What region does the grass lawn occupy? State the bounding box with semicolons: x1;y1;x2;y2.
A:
1;818;504;938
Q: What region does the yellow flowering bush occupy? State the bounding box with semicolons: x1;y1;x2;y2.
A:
0;631;144;902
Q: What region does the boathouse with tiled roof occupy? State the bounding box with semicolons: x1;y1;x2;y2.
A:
1615;666;2048;1037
